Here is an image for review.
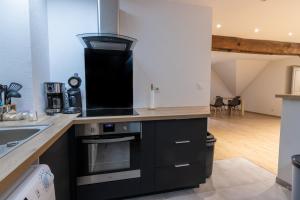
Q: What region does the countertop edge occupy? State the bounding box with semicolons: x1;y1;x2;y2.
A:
276;94;300;100
73;113;210;124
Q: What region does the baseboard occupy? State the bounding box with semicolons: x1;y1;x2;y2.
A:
245;111;281;118
276;177;292;190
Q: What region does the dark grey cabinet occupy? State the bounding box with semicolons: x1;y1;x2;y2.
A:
43;118;207;200
155;119;206;167
140;121;156;193
153;119;207;191
155;163;204;191
40;127;75;200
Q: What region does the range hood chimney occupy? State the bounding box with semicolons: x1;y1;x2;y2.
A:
97;0;119;34
77;0;137;51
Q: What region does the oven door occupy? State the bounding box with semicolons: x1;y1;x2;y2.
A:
76;133;141;186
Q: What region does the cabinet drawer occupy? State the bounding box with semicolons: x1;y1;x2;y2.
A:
156;119;207;143
155;163;205;191
156;139;205;167
155;119;207;167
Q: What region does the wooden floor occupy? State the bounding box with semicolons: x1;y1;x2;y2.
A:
208;111;281;174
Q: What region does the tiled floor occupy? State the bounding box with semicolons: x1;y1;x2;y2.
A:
127;158;291;200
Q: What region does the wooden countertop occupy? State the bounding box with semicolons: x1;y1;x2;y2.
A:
276;94;300;100
0;106;210;193
0;114;78;193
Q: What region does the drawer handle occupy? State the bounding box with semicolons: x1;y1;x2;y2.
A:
175;140;191;144
174;164;190;168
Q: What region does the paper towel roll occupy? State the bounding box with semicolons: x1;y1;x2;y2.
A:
149;89;156;109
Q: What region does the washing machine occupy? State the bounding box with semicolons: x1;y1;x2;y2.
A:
6;164;55;200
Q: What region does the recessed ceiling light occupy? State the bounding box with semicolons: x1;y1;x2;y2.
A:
254;28;260;33
288;32;293;36
216;24;222;29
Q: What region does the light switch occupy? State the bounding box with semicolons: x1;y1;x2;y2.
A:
196;82;203;90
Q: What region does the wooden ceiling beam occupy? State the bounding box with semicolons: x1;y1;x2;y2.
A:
212;35;300;56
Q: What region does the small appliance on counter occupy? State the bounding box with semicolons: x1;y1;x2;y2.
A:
149;84;159;110
44;82;65;115
63;73;83;114
44;75;83;115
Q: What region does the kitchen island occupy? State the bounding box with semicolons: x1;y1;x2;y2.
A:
0;106;210;198
276;94;300;188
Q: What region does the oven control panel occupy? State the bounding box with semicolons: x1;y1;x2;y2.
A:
75;122;141;136
103;124;115;132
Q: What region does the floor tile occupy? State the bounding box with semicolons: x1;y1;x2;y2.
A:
199;158;274;193
127;158;291;200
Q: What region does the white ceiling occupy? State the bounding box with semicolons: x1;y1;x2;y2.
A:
177;0;300;43
211;51;295;65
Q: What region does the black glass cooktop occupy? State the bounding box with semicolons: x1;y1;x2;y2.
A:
79;108;139;117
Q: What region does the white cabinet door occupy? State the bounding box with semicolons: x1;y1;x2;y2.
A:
292;66;300;94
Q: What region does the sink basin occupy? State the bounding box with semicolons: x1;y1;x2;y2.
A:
0;125;49;158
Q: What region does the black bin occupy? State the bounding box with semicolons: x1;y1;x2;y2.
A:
206;132;217;178
292;155;300;200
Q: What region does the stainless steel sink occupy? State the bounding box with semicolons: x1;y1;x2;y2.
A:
0;125;49;158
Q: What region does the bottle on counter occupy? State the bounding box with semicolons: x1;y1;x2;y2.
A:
149;84;159;110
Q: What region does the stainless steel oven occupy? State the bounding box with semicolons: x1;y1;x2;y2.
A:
75;122;141;186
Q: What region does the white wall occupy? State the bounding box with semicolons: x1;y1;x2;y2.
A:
212;59;268;96
29;0;50;113
120;0;212;107
242;57;299;116
47;0;212;108
0;0;34;111
210;69;233;103
0;0;50;114
47;0;98;109
1;0;212;113
212;61;236;95
235;60;268;95
211;56;298;116
277;99;300;185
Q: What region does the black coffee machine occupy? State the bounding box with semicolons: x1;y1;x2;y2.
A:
44;82;65;114
63;73;83;114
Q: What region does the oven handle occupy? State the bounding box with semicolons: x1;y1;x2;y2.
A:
82;136;135;144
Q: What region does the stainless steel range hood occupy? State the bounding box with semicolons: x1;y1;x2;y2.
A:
77;33;137;51
77;0;137;51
